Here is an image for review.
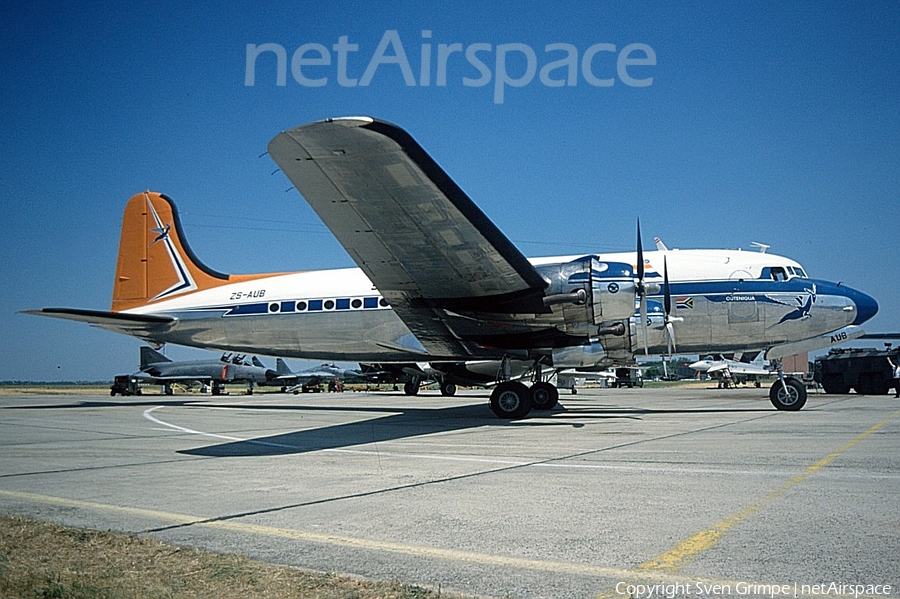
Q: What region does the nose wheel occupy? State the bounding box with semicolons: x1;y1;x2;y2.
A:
769;377;807;410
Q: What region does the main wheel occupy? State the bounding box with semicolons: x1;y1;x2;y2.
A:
770;377;807;411
439;381;457;396
490;381;532;419
529;381;559;410
403;380;420;396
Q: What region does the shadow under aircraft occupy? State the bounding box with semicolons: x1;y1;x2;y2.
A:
174;398;776;458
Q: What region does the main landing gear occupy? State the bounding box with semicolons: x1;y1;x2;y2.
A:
490;381;560;419
488;359;560;419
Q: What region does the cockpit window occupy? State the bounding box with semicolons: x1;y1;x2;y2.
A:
761;265;808;280
769;266;788;281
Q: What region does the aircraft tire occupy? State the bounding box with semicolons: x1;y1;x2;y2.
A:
490;381;532;419
440;381;457;396
403;380;420;396
769;377;807;411
530;381;559;410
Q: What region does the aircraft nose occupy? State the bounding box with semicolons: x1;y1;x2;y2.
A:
846;285;878;325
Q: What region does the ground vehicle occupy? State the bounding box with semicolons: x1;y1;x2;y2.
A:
813;348;900;395
110;375;141;396
612;367;644;388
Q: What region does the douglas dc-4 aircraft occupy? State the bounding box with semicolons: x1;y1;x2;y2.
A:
26;117;878;417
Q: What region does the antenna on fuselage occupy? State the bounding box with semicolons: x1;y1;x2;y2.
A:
751;242;770;253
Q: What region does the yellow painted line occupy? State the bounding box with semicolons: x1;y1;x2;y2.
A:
594;409;900;599
4;488;890;599
3;409;897;598
0;488;636;580
637;409;900;573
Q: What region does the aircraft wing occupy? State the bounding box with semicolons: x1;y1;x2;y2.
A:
22;308;176;338
132;373;213;383
268;117;549;357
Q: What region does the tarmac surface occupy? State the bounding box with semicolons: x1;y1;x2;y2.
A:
1;385;898;599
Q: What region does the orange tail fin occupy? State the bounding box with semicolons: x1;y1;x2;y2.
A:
112;192;241;311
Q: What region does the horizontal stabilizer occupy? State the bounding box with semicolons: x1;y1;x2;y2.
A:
22;308;176;337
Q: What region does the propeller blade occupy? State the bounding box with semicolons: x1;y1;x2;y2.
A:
636;219;645;283
663;255;672;317
641;295;649;357
662;255;680;354
636;220;649;356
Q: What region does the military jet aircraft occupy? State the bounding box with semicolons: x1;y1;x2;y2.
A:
132;347;277;395
689;352;775;388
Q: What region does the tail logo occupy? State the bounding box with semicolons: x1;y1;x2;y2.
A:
146;194;198;301
150;223;171;245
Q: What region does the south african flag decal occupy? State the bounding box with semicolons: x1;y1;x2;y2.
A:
676;297;694;310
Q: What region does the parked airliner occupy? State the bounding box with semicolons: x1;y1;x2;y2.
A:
25;117;877;417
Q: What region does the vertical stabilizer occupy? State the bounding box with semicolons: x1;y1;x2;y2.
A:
276;358;294;376
139;346;170;368
111;192;233;311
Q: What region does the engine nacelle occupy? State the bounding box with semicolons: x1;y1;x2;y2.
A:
537;256;637;332
552;340;607;368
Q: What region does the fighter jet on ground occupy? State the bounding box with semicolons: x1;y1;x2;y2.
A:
132;347;277;395
273;359;365;394
689;352;775;388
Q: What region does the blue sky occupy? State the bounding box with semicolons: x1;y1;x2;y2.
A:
3;1;899;380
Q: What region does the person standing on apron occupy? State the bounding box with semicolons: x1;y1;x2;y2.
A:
887;356;900;398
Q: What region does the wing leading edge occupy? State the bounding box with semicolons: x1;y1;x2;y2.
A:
268;117;550;357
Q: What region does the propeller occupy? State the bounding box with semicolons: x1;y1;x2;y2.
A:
634;221;661;356
662;255;683;355
635;220;649;356
635;222;680;358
